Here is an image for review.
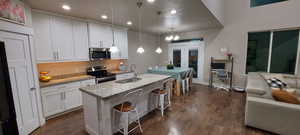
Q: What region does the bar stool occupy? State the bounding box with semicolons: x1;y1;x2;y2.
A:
113;89;144;135
152;78;174;116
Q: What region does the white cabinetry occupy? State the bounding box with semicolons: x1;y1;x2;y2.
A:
72;20;89;61
32;12;55;62
41;79;95;118
51;16;74;61
32;11;90;63
88;22;113;48
111;28;128;59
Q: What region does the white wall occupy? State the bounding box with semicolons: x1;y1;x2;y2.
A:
201;0;225;25
127;30;161;73
161;0;300;87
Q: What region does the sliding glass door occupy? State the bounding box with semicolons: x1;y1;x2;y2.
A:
173;50;181;67
246;29;300;74
189;49;198;78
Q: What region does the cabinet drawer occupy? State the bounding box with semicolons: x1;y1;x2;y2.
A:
41;81;81;93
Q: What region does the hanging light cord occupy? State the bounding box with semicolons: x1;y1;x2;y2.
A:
137;0;142;46
110;0;115;46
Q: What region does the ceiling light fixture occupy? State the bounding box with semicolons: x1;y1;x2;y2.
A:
127;21;133;26
62;4;71;11
101;14;108;19
170;9;177;15
147;0;155;3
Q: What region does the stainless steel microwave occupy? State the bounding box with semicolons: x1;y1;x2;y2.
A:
89;48;111;60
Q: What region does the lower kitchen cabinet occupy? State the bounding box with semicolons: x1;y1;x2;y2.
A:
41;79;95;118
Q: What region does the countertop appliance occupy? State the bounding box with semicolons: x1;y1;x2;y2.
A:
89;48;111;61
0;42;19;135
87;66;116;84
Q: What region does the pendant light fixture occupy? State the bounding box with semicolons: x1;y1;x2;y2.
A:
136;0;145;54
109;0;119;53
155;11;162;54
165;28;180;42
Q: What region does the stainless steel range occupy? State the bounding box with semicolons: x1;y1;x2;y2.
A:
87;66;116;84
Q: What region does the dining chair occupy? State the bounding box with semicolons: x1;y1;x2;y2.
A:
113;89;144;135
151;78;174;116
186;70;194;93
181;71;190;95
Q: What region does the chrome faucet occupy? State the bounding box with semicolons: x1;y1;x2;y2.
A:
130;64;137;78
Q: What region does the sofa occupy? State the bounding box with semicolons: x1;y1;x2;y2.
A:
245;72;300;135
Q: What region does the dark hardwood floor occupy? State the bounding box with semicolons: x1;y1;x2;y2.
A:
32;84;275;135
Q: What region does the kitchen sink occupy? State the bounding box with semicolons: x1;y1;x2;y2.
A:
115;77;142;84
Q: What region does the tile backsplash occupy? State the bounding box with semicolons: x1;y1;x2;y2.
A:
37;59;128;77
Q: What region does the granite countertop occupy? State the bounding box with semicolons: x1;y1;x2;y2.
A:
40;73;95;88
79;74;171;98
109;70;132;75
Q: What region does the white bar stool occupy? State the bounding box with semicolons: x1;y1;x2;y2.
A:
152;78;174;116
113;89;144;135
181;71;189;95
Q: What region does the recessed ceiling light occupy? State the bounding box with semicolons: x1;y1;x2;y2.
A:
101;14;108;19
147;0;155;3
127;21;132;26
170;9;177;15
62;4;71;11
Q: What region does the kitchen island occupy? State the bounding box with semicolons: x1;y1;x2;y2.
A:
79;73;171;135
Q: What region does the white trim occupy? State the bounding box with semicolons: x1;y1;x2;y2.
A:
28;35;46;126
267;32;273;73
0;20;33;35
295;30;300;75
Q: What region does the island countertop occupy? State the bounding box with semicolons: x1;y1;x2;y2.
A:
79;73;171;98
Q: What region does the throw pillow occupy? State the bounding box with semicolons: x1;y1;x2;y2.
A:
266;78;287;88
272;89;300;105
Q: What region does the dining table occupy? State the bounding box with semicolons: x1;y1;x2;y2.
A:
147;67;193;96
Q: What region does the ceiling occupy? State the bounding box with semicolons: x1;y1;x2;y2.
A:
25;0;221;34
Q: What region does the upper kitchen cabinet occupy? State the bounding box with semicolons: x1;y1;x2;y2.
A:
51;16;74;61
88;22;113;48
32;12;55;62
72;20;89;61
111;28;128;59
32;11;90;63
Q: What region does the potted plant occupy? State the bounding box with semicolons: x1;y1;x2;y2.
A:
167;61;174;69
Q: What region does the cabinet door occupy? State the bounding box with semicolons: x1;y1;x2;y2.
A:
72;20;89;61
0;31;40;134
111;29;122;59
64;88;82;110
42;91;64;117
32;12;55;62
88;23;101;48
120;30;128;59
51;16;74;61
101;25;113;48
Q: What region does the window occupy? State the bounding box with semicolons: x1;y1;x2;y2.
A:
270;30;299;74
246;32;271;73
173;50;181;67
251;0;287;7
246;30;299;74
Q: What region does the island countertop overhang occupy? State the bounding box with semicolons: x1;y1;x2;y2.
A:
79;74;171;99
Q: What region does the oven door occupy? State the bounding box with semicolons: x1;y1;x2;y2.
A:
89;48;111;60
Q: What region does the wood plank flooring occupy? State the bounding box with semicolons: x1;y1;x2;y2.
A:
32;84;276;135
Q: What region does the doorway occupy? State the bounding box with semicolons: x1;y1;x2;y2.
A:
168;40;205;84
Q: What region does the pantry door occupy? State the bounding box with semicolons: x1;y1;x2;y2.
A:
0;31;40;134
168;40;205;83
